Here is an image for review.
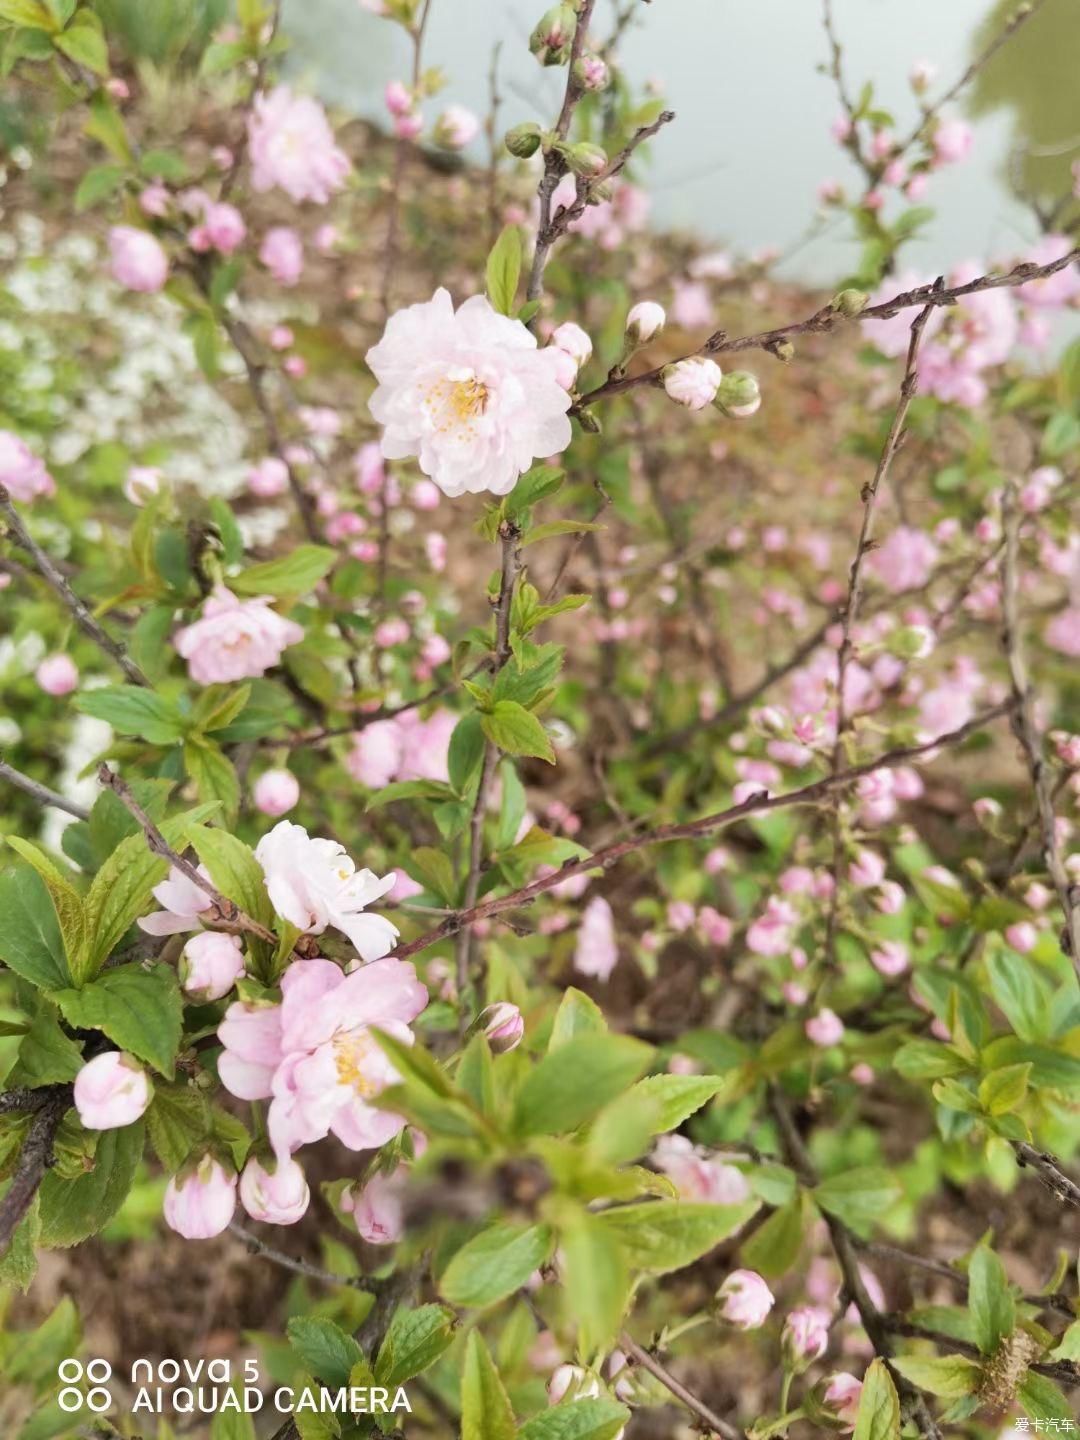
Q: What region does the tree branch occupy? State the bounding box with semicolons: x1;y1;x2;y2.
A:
0;1085;72;1259
227;1221;372;1289
1012;1142;1080;1209
0;485;147;687
618;1330;745;1440
0;759;89;820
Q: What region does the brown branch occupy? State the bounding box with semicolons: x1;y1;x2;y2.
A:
617;1331;745;1440
526;0;601;308
227;1221;372;1289
390;700;1016;963
574;250;1080;411
1000;479;1080;970
1012;1142;1080;1210
855;1237;1076;1319
0;759;89;820
96;764;277;946
454;521;523;1006
0;1085;72;1258
0;485;148;687
881;1315;1079;1387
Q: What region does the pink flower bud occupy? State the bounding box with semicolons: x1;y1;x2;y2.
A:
848;849;885;889
433;104;480;150
782;1305;831;1370
625;301;665;344
164;1155;237;1239
74;1051;152;1130
180;931;245;1001
35;653;78;696
253;768;300;817
239;1155;310;1225
341;1169;404;1244
259;226;304;286
822;1371;863;1429
139;183;169;217
384;80;412;117
124;464;163;506
870;941;909;977
548;1365;603;1405
715;1269;775;1329
478;1002;525;1053
805;1009;845;1047
663;357;722;410
248;456;289;497
551;321;593;369
109;225;168;292
1005;921;1038;954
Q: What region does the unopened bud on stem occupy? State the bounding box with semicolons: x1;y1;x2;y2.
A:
505;121;542;158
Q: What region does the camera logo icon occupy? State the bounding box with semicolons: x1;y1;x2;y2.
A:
58;1358;113;1413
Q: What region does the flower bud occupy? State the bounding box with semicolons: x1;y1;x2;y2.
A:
74;1051;153;1130
833;288;869;318
124;464;163;506
164;1154;237;1239
773;338;796;362
433;104;481;151
180;931;245;1001
816;1372;863;1430
239;1155;310;1225
663;356;723;410
478;1002;525;1053
574;54;609;91
563;141;607;177
253;768;300;817
548;1365;603;1405
625;301;666;345
805;1008;845;1047
781;1305;831;1372
888;624;935;660
36;653;79;696
715;370;761;417
505;121;543;158
530;5;577;65
551;320;593;369
714;1269;775;1330
340;1168;405;1244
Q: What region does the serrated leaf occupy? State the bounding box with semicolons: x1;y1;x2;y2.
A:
813;1167;902;1229
517;1399;630;1440
365;778;455;810
461;1330;514;1440
74;162;127;210
549;987;607;1048
75;685;185;744
286;1317;362;1389
53;963;182;1078
184;738;240;824
512;1034;652;1136
38;1120;143;1247
968;1246;1015;1355
978;1063;1030;1117
374;1304;456;1386
232;545;335;598
440;1222;554;1308
623;1074;725;1133
146;1083;210;1171
598;1199;759;1273
0;866;70;989
481;701;555;764
559;1208;630;1352
740;1193;807;1278
53;12;108;75
5;837;85;979
187;824;274;929
7;1008;83;1086
522;519;604;547
485;225;522;316
890;1355;981;1398
81;832;168;975
853;1358;901;1440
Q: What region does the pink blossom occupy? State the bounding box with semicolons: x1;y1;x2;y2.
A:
863;271;934;357
0;430;55;502
217;1000;283;1100
196;201;246;255
868;526;939;593
394;112;423;140
574;895;618;980
782;1306;831;1366
667;900;696;932
342;1168;406;1244
239;1155;310;1225
806;1009;845;1047
35;654;78;696
875;881;906;915
551;320;592;370
433;104;480;150
823;1372;863;1429
548;1365;603;1405
175;586;303;685
124;465;162;506
932;116;974;165
259;226;304;286
479;1001;525;1053
626;301;666;343
248;86;350;204
74;1052;152;1130
870;940;909;977
698;906;734;946
1046;607;1080;658
164;1155;237;1239
663;357;722;410
254;768;300;817
367;289;572;498
783;981;808;1006
384;80;412;116
138;864;214;937
746;896;797;957
346;709;454;790
180;931;245;1001
715;1270;775;1329
411;478;441;510
248;457;289;497
1005;921;1038;954
255;821;399;960
139;182;169;217
109;225;169;292
918;680;975;740
652;1135;751;1204
671;279;712;329
849;849;886;889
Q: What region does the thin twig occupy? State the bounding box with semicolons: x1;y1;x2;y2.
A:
391;700;1016;963
228;1221;371;1289
378;0;433;316
0;1085;72;1258
0;759;89;820
618;1331;744;1440
855;1237;1075;1319
1012;1142;1080;1209
0;485;147;687
574;250;1080;410
1000;479;1080;970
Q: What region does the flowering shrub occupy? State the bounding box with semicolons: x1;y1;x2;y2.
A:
0;2;1078;1439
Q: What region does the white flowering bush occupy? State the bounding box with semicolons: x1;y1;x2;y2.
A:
0;2;1078;1438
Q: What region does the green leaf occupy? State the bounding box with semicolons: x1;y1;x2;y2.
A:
967;1246;1015;1355
548;987;607;1048
365;778;455;810
517;1399;631;1440
559;1208;630;1352
146;1083;210;1171
53;12;108;74
7;1007;83;1086
5;837;85;977
1049;1320;1080;1362
440;1222;554;1309
1019;1372;1072;1424
893;1041;968;1081
448;712;485;792
406;846;457;905
740;1193;808;1278
505;465;564;518
522;520;604;547
210;1408;257;1440
986;952;1048;1043
286;1317;363;1389
813;1167;901;1229
38;1120;143;1247
74;162;127;210
978;1063;1030;1117
81;831;168;976
853;1358;901;1440
0;0;54;28
0;866;70;989
232;545;335;598
485;225;522;316
374;1304;456;1386
188;825;274;929
461;1330;514;1440
75;685;185;744
598;1199;759;1274
84;89;132;162
481;701;555;764
0;1192;39;1292
512;1034;652;1136
184;738;240;824
890;1355;981;1398
622;1074;724;1134
53;963;183;1078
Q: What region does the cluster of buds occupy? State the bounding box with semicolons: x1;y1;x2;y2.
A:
660;356;762;418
